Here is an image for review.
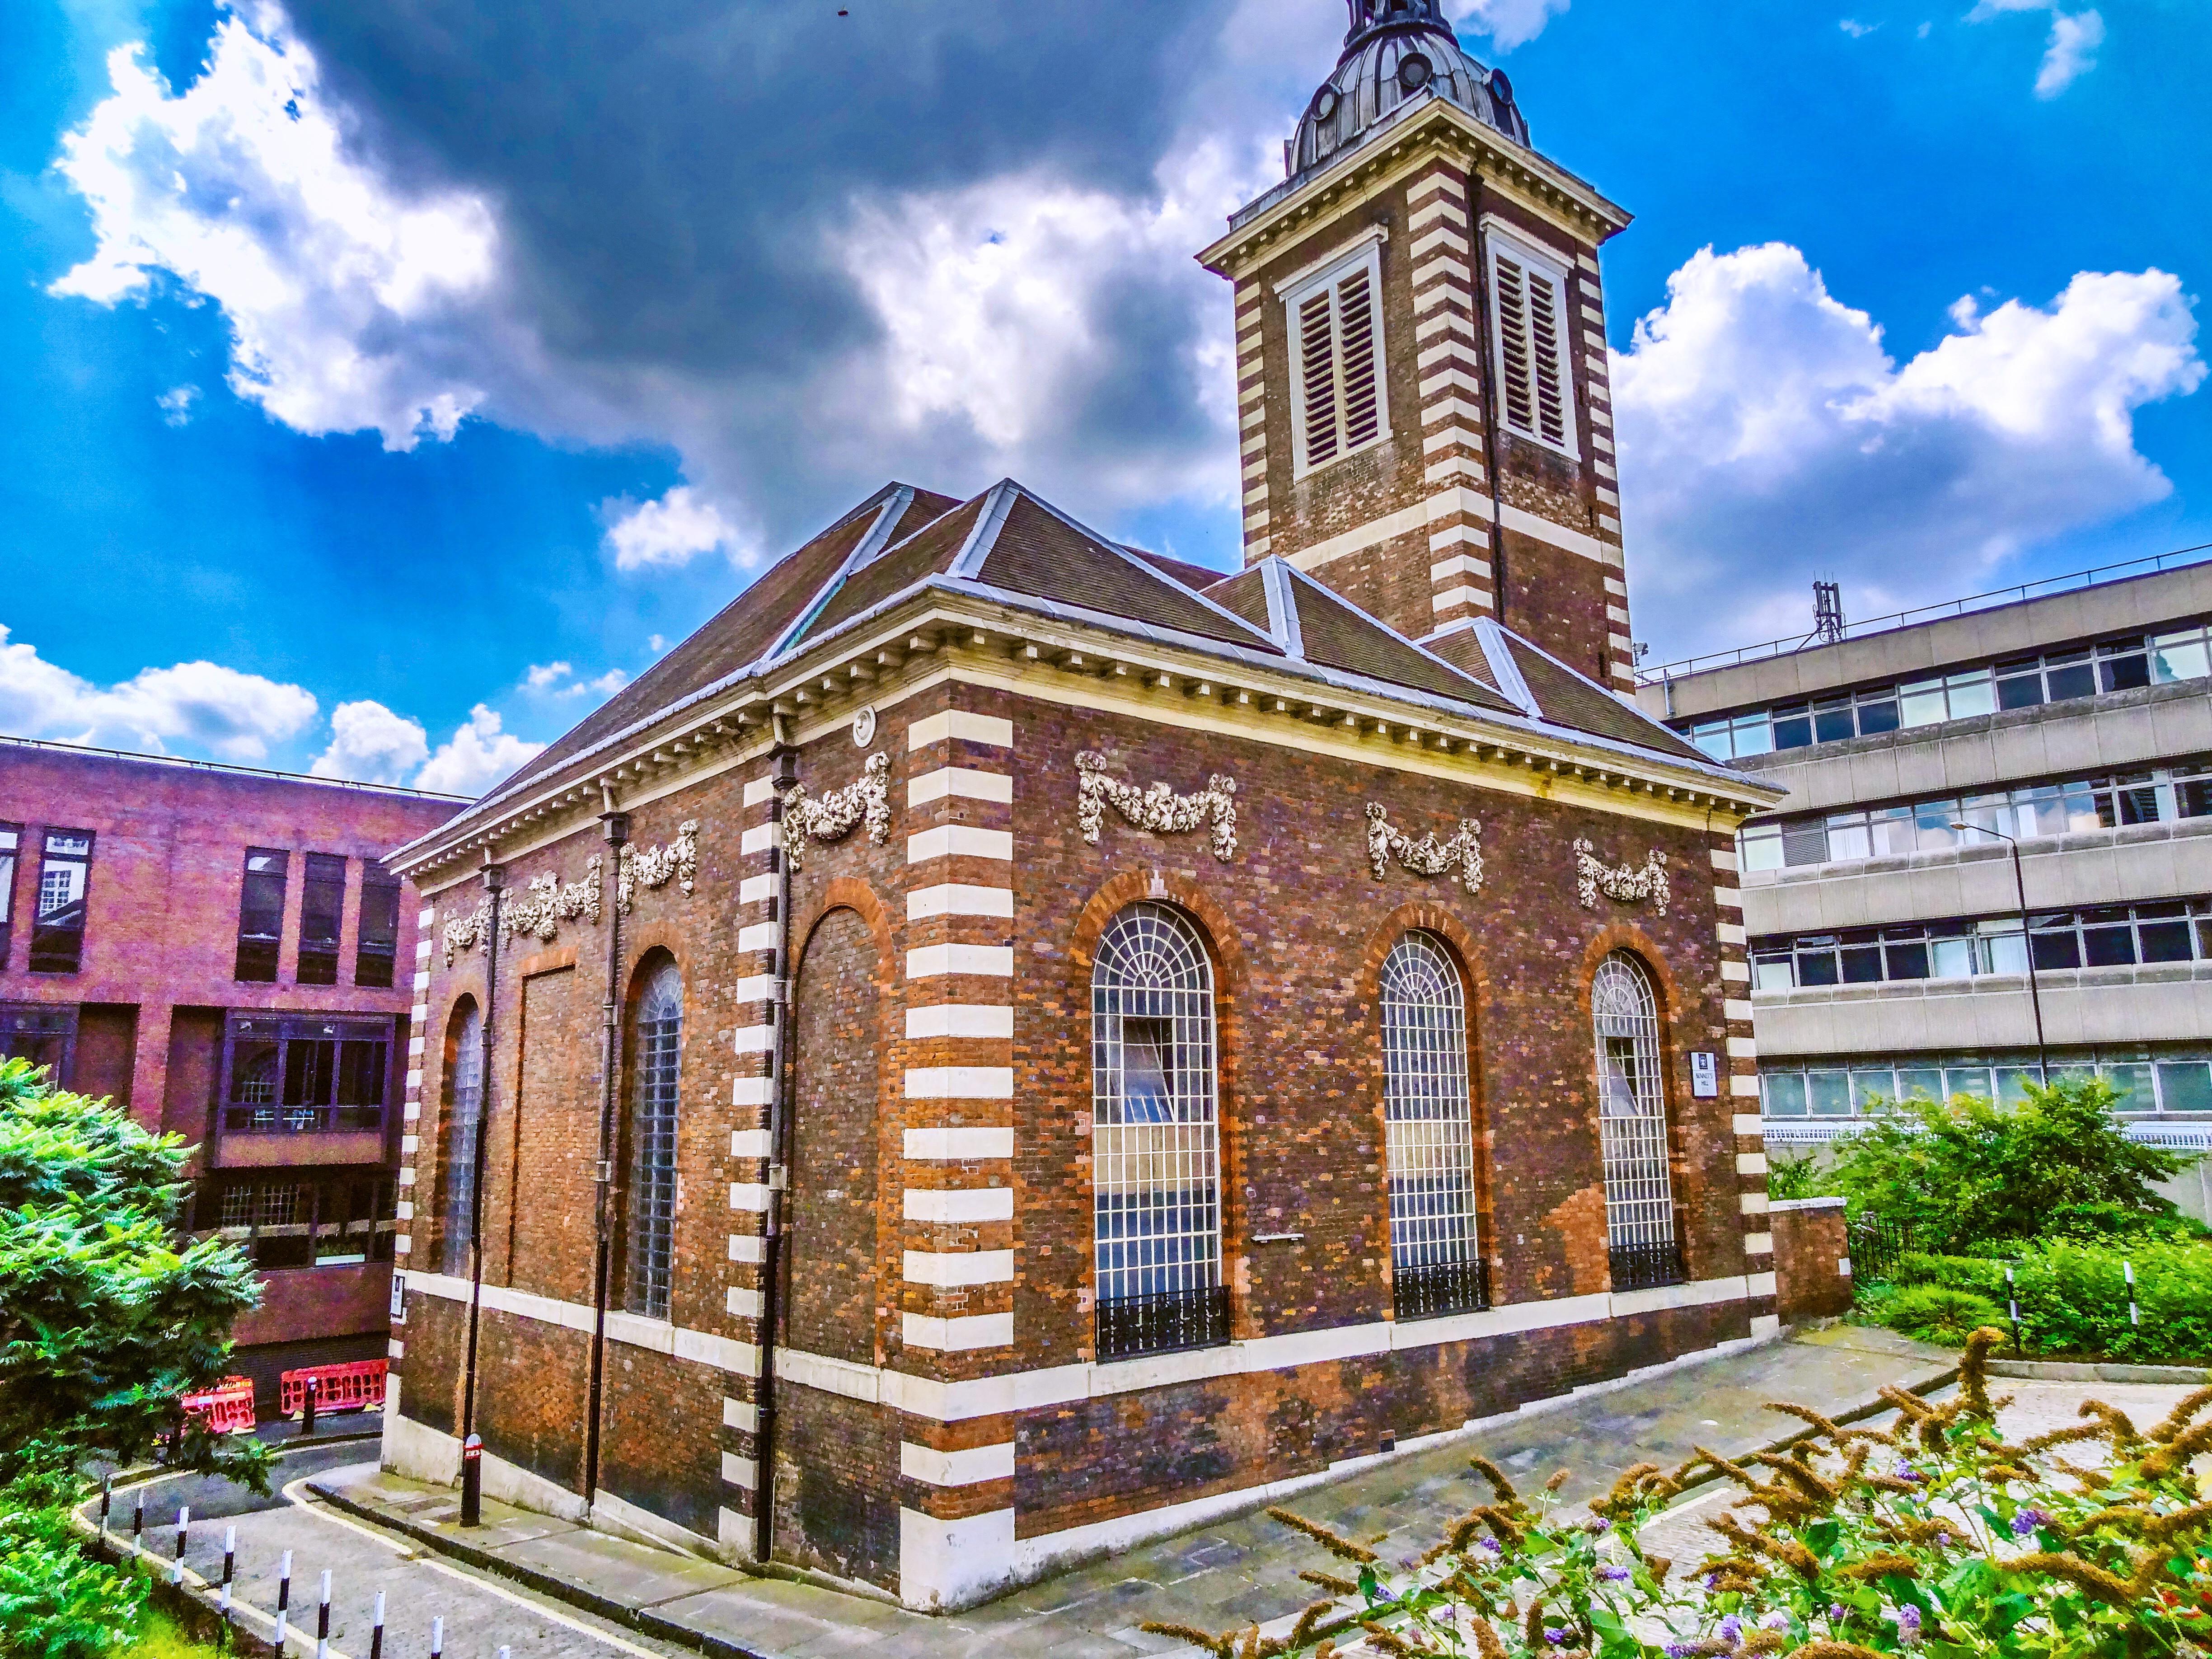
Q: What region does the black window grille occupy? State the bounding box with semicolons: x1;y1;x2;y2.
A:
1394;1255;1492;1321
0;1003;77;1083
30;831;92;976
1608;1240;1688;1293
0;823;19;968
221;1012;390;1134
1096;1284;1231;1362
297;853;347;986
234;849;288;982
355;862;401;988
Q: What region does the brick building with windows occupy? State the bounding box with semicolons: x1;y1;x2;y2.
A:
379;0;1783;1611
0;737;459;1406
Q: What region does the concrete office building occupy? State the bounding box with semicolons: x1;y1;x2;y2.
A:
1635;552;2212;1221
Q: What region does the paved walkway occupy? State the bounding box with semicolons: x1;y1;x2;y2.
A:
311;1326;1959;1659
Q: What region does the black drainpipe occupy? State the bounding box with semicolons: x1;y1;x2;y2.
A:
583;800;631;1511
459;852;505;1525
753;726;800;1565
1467;169;1510;629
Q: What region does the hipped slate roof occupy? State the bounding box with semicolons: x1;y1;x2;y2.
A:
467;476;1716;820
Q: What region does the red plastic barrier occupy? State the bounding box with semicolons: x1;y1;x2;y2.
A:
181;1376;257;1436
279;1359;388;1418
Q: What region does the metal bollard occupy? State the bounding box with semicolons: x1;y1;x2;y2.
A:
460;1432;483;1528
2006;1264;2023;1354
369;1589;385;1659
275;1549;292;1648
98;1476;110;1540
429;1613;444;1659
316;1569;332;1659
302;1376;319;1438
132;1493;144;1551
2126;1258;2141;1328
220;1526;235;1612
173;1504;190;1585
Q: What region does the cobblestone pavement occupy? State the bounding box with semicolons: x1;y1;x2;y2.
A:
92;1439;697;1659
316;1326;1961;1659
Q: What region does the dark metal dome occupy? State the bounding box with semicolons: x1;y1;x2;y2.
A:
1290;0;1529;176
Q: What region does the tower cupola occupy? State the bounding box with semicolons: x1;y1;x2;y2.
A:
1290;0;1528;176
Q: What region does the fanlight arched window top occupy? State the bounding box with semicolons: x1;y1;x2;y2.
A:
1091;903;1227;1359
1382;933;1487;1317
626;961;683;1320
438;1000;484;1279
1591;952;1683;1290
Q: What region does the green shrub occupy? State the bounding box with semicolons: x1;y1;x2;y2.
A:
1882;1283;2006;1346
0;1463;143;1659
1763;1151;1822;1201
2012;1237;2212;1363
1887;1250;2006;1298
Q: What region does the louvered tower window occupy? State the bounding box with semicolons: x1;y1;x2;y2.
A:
1488;234;1576;455
1591;953;1685;1291
1092;903;1228;1360
1287;242;1389;473
438;1001;484;1278
1382;934;1489;1319
626;962;683;1319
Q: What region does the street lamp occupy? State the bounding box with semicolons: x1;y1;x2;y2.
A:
1950;821;2049;1085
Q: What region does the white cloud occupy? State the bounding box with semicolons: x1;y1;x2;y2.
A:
414;704;544;797
310;698;429;783
603;487;748;572
157;384;199;426
1446;0;1571;51
1612;244;2205;653
0;624;319;760
522;661;628;698
1967;2;2105;97
523;661;572;690
1840;19;1879;38
51;4;499;449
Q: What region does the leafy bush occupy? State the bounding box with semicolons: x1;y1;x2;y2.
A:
1146;1331;2212;1658
1763;1154;1822;1203
1886;1251;2007;1299
0;1460;143;1659
1882;1284;2007;1346
2011;1238;2212;1364
1823;1076;2192;1251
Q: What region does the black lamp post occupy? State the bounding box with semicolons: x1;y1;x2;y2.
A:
1951;821;2049;1085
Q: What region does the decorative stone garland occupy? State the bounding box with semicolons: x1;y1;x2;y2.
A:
501;856;603;945
1574;838;1670;917
619;821;702;912
1366;804;1483;893
781;755;890;874
1076;752;1239;862
442;898;494;966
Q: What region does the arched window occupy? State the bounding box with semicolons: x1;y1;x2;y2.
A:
625;961;683;1319
1591;952;1683;1290
1092;903;1226;1359
438;1000;484;1278
1382;933;1486;1317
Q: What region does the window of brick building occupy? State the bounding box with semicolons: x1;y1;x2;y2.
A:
1382;933;1486;1320
1285;239;1388;474
204;1176;394;1271
1091;902;1226;1360
221;1012;390;1135
624;961;683;1320
439;1000;485;1277
355;862;401;988
296;853;348;986
234;849;288;982
0;823;18;966
29;831;93;975
1488;231;1576;456
1592;952;1683;1291
0;1003;76;1083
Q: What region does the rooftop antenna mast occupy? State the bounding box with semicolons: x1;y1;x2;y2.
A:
1810;580;1846;647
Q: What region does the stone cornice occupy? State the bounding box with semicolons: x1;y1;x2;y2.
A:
1198;98;1631;284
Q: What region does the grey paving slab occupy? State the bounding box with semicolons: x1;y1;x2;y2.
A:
322;1327;1962;1659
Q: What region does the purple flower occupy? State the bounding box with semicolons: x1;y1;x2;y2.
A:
1718;1615;1744;1642
1437;1606;1457;1626
1599;1564;1632;1582
1593;1517;1612;1533
1896;1605;1923;1647
1893;1462;1923;1483
2012;1509;2052;1537
1478;1536;1502;1556
1544;1629;1567;1648
1666;1646;1697;1659
1760;1612;1792;1631
1828;1605;1846;1623
1400;1555;1421;1571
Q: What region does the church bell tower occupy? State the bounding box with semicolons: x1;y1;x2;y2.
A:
1198;0;1638;693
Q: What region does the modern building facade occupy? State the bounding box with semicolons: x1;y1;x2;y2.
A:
378;0;1784;1613
1636;553;2212;1221
0;737;460;1403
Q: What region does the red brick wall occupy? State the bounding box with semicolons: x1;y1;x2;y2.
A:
787;906;884;1365
1773;1199;1854;1323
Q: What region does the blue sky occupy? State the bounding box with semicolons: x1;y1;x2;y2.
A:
1;0;2206;791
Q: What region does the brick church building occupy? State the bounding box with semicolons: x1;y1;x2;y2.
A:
381;0;1783;1611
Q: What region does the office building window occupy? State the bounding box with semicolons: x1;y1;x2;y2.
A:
356;862;401;989
1762;1049;2212;1120
1751;899;2212;990
234;849;288;983
297;853;347;986
205;1177;395;1271
29;831;92;976
0;1003;77;1083
0;823;17;967
221;1012;390;1135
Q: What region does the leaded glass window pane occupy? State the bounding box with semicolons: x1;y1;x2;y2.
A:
1592;954;1677;1254
626;963;683;1320
439;1003;485;1278
1382;935;1477;1274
